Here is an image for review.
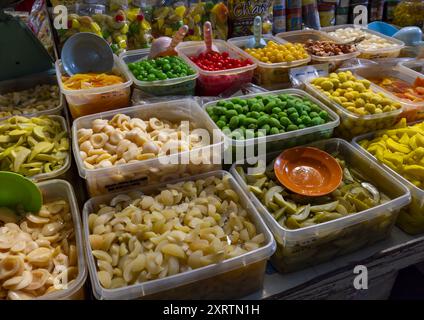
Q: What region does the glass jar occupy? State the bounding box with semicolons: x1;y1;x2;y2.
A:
393;0;424;28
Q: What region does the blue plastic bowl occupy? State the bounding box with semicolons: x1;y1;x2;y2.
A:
61;32;114;75
367;21;399;37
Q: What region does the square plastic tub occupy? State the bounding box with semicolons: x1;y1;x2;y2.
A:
72;98;224;197
55;55;132;119
230;138;411;273
0;115;71;182
34;179;87;300
304;77;403;140
82;170;276;300
0;71;63;122
352;125;424;235
353;66;424;122
322;24;405;59
227;35;311;90
118;49;198;96
398;59;424;76
275;30;360;72
176;40;257;96
203;89;340;156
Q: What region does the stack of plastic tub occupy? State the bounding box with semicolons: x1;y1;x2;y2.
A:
227;35;310;90
275;30;360;71
55;55;132;119
0;71;64;121
304;75;403;139
82;170;276;299
352;122;424;235
72;99;224;197
202;89;340;156
34;179;87;299
322;24;405;59
176;40;257;96
353;65;424;122
119;48;198;97
231;138;411;272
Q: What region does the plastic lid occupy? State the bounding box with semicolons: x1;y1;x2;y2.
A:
274;146;342;197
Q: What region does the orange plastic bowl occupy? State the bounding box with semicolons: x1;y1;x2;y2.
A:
274;147;342;197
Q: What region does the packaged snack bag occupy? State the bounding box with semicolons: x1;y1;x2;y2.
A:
286;0;302;31
227;0;273;37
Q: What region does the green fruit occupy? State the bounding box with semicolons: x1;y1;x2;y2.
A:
287;124;298;131
270;127;280;135
229;116;239;129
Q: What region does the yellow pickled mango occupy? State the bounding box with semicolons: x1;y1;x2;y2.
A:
409;135;418;149
175;6;186;17
382;151;403;167
11;146;31;172
386;138;411;154
404;165;424;178
394;118;408;129
399;133;410;145
416;134;424;147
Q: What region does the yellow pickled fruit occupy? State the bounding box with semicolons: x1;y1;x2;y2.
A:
175;5;186;17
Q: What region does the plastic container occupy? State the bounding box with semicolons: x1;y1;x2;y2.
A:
304;77;403;139
322;24;405;59
55;55;132;119
119;49;198;96
231;138;411;273
203;89;339;156
276;30;360;71
72;99;224;197
176;40;257;96
82;170;276;300
398;59;424;76
353;66;424;122
228;35;310;89
34;179;87;300
0;71;63;121
0;115;71;182
352;125;424;235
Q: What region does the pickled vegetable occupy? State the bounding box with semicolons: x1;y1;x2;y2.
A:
244;41;309;64
62;73;125;90
0;116;69;177
237;154;389;229
206;93;330;140
369;76;424;103
0;85;60;118
359;119;424;189
311;71;402;116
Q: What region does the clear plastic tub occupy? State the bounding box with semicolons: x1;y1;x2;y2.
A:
176;40;257;96
34;179;87;300
230;138;411;273
322;24;405;59
0;71;63;122
0;115;71;182
398;59;424;75
353;66;424;122
352;125;424;235
275;30;360;71
304;77;403;139
55;55;132;119
203;89;339;155
119;49;198;96
82;170;276;300
72;99;224;197
227;35;311;90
